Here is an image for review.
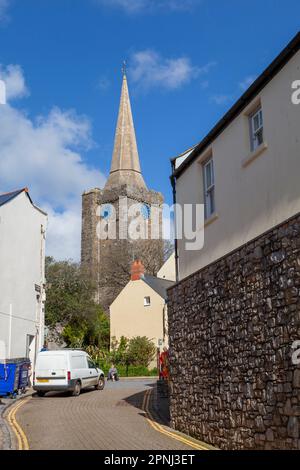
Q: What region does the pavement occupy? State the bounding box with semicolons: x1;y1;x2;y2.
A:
0;379;213;451
0;389;34;450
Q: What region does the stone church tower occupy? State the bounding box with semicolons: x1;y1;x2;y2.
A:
81;71;164;311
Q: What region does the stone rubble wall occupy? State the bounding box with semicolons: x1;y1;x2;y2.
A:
167;213;300;450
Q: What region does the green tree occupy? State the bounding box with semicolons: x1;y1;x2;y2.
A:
110;336;128;364
45;257;109;349
87;310;110;350
126;336;156;368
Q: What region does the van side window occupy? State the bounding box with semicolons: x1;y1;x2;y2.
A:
71;356;87;369
87;358;96;369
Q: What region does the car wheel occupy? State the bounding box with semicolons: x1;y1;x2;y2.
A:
37;391;45;397
72;381;81;397
95;376;105;390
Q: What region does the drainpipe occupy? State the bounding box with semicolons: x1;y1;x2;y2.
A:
170;164;179;283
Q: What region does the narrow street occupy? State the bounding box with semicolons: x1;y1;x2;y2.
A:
4;379;209;451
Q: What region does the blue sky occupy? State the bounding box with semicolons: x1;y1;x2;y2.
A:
0;0;299;259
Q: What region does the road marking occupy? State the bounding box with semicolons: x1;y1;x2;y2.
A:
143;389;213;451
6;398;30;450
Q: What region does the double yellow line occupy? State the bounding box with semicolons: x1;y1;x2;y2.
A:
5;389;212;451
6;398;30;450
143;388;212;451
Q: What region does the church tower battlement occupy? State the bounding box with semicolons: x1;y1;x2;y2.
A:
81;69;164;311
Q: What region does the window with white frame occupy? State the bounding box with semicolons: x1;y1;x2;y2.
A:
203;157;215;219
144;296;151;307
249;106;264;151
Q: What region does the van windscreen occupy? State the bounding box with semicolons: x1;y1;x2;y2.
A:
36;355;67;370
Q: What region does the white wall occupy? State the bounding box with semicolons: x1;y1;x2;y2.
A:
176;50;300;280
157;253;176;281
0;192;47;365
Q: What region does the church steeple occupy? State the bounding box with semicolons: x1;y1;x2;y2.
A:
105;68;147;189
82;65;164;311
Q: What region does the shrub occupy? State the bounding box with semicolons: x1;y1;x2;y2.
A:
101;364;158;378
125;336;156;368
85;341;158;377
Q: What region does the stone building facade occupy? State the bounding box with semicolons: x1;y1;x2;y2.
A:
81;73;163;311
167;34;300;450
168;213;300;450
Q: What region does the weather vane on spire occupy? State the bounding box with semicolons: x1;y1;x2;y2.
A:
122;60;127;77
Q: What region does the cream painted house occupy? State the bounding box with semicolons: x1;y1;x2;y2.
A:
110;260;174;367
0;188;47;368
171;33;300;280
157;253;176;281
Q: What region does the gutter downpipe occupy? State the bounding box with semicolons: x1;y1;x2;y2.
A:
170;162;179;283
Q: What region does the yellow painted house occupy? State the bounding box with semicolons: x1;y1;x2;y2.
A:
109;258;175;367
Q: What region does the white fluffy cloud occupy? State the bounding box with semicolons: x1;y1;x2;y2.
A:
129;50;214;91
45;206;83;262
0;67;106;261
0;64;29;100
97;0;200;14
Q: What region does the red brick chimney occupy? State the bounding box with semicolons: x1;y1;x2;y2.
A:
131;260;145;281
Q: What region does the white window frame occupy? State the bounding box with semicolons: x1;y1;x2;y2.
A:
203;157;215;219
250;107;264;151
144;296;151;307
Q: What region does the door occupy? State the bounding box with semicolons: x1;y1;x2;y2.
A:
71;354;90;389
87;357;99;386
35;354;68;387
26;334;35;368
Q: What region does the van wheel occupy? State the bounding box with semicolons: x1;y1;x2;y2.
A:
72;381;81;397
95;376;105;391
37;391;45;397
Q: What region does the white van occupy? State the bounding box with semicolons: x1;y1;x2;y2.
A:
33;349;105;397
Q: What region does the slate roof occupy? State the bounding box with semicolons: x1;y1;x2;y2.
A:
142;274;174;300
0;188;32;207
0;188;47;216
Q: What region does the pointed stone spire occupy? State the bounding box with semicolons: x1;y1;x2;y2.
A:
105;67;147;190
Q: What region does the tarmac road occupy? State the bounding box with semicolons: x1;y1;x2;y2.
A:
6;379;211;451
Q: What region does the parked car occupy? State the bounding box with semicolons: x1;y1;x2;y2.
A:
33;349;105;397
